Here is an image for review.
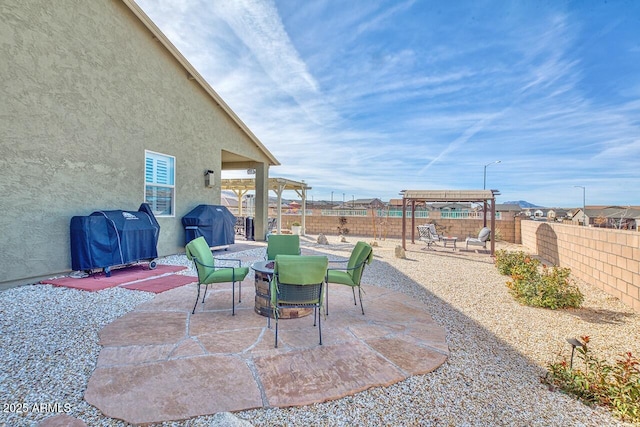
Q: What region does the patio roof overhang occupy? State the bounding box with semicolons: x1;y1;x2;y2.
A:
221;177;312;235
401;189;500;255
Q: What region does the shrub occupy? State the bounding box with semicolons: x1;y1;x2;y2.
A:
495;250;531;275
337;216;349;235
545;337;640;423
496;250;583;309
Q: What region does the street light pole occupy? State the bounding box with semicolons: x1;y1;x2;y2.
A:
483;160;501;190
574;186;586;226
483;160;501;227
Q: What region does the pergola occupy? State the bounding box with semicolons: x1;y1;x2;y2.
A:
401;189;500;255
221;177;311;235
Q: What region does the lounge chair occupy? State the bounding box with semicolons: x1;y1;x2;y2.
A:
417;225;439;250
465;227;491;250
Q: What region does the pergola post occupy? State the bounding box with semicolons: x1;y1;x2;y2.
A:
490;195;496;255
411;200;416;244
254;163;269;241
274;181;285;234
232;189;248;216
295;188;307;235
401;197;407;250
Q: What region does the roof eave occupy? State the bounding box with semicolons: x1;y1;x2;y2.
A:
121;0;280;166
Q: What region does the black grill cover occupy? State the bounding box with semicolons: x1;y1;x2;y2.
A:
70;203;160;271
182;204;236;247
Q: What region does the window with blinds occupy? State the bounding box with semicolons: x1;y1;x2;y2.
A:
144;150;175;216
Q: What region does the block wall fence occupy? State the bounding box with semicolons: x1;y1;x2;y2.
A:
278;211;521;243
521;221;640;312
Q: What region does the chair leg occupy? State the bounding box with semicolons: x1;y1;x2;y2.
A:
318;305;322;345
352;287;357;305
232;281;235;316
325;284;329;315
192;283;201;314
358;286;365;315
274;309;279;348
202;283;209;303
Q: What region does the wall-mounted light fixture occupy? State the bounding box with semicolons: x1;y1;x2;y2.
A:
204;170;215;188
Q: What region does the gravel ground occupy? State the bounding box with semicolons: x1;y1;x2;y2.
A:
1;236;638;426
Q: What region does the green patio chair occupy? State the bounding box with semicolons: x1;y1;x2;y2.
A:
270;255;328;348
185;236;249;315
266;234;300;260
326;241;373;315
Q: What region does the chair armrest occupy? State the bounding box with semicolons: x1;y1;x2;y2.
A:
195;257;242;269
327;260;366;272
213;258;243;268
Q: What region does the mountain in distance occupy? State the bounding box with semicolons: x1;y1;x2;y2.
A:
504;200;542;208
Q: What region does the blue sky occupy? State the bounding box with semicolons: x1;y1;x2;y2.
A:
136;0;640;207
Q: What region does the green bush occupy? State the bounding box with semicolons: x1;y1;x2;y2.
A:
495;250;536;276
545;337;640;423
495;250;583;309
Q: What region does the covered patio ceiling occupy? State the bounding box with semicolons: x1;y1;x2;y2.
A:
221;177;311;235
401;189;500;255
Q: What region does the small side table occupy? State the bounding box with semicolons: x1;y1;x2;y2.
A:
441;237;458;251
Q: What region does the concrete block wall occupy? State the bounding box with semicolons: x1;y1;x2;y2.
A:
521;220;640;312
279;211;519;243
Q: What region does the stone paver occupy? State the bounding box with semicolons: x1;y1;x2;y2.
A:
84;276;449;424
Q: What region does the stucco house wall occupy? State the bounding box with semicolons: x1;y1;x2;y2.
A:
0;0;276;288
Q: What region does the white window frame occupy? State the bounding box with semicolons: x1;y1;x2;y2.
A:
144;150;175;217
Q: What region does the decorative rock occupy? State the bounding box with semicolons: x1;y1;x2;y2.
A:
340;235;347;243
211;412;255;426
317;233;329;245
395;245;406;259
38;414;88;427
370;240;379;247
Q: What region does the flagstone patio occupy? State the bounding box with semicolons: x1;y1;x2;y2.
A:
84;275;449;424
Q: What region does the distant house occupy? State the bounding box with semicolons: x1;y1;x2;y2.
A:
432;202;471;212
522;207;571;221
337;198;385;209
575;206;640;230
495;204;522;213
1;0;279;288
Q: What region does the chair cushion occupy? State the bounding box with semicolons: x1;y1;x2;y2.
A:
326;241;372;287
275;255;328;284
185;237;215;283
266;235;300;260
478;227;491;241
205;266;249;284
271;255;328;307
327;270;355;286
